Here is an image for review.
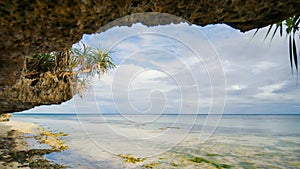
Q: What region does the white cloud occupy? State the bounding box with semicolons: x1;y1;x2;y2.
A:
254;82;292;100
22;23;300;114
252;61;277;74
259;82;286;93
230;85;244;91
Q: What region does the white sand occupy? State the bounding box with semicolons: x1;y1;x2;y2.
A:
1;120;39;134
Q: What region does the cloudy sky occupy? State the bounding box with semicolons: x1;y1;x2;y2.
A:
22;22;300;114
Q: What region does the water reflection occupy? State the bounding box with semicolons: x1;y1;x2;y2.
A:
0;126;69;168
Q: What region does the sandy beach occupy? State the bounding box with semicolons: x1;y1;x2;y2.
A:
0;120;68;168
7;114;300;169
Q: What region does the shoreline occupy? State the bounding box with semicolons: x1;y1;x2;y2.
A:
7;114;300;169
0;120;68;168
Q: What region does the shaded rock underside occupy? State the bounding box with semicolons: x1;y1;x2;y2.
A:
0;0;299;113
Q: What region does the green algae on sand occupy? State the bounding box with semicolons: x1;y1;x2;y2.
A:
189;156;232;169
118;154;146;164
239;162;256;169
0;121;69;168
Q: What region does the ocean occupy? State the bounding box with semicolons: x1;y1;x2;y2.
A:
12;114;300;168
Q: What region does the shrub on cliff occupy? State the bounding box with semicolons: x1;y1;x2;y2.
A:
24;43;115;97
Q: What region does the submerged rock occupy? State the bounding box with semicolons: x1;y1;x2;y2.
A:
0;121;69;168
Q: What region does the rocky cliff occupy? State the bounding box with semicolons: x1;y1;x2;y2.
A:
0;0;299;113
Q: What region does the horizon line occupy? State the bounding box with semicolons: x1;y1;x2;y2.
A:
14;113;300;116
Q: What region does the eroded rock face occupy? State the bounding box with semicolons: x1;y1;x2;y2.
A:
0;72;73;114
0;0;299;113
1;1;299;59
0;113;12;121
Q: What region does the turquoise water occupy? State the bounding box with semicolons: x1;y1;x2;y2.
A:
12;114;300;168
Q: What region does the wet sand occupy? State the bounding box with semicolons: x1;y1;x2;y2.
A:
0;120;68;168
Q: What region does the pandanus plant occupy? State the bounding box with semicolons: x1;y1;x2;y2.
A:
254;15;299;74
71;42;115;96
25;42;115;97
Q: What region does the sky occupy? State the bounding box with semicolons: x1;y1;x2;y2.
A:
21;22;300;114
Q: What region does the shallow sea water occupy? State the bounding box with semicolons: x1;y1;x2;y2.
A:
12;114;300;169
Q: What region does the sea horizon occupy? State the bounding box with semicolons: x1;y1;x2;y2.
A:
13;112;300;116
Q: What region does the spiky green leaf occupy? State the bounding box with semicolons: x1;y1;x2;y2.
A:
264;24;273;40
289;36;294;74
293;35;298;72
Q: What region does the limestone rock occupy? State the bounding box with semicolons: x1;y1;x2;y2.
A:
0;72;73;114
0;113;12;122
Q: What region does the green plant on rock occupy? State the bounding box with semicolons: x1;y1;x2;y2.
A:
71;42;115;79
255;15;299;74
24;42;115;97
70;42;115;97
